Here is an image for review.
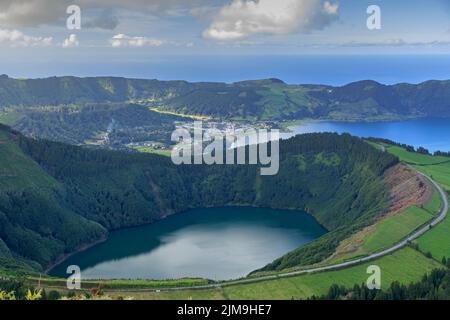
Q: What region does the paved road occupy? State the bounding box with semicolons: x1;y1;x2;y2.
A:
111;167;448;293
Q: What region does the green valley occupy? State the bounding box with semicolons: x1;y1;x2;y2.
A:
2;122;450;301
55;139;450;298
0;124;399;273
1;75;447;121
1;76;450;153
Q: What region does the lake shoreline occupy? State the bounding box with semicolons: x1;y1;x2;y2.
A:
45;235;109;275
283;117;450;153
46;206;326;280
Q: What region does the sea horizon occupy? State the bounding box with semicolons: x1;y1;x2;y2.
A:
2;54;450;86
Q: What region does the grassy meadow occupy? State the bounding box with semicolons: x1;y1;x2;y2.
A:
104;247;441;300
383;144;450;261
363;206;434;253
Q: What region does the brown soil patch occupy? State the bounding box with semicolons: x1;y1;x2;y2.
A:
382;164;432;218
328;164;433;261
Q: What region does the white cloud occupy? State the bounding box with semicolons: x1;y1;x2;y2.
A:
0;28;53;47
62;34;79;48
111;34;165;47
203;0;339;41
0;0;65;28
323;1;338;14
0;0;207;28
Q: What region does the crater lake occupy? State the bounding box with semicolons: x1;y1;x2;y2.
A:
49;207;326;281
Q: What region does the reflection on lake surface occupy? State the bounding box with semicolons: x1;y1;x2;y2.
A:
286;118;450;152
49;207;326;280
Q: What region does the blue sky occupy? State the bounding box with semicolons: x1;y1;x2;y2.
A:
0;0;449;80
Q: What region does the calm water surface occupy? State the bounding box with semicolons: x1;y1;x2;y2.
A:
49;207;326;280
7;55;450;86
286;118;450;152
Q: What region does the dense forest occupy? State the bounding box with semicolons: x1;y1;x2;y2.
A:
11;103;181;146
314;266;450;300
0;124;398;273
1;75;450;121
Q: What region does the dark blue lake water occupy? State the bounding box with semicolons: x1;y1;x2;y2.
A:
49;207;326;281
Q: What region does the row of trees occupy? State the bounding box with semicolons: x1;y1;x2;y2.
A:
367;137;450;158
313;266;450;300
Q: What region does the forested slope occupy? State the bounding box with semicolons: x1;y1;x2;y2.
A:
0;124;398;273
1;75;450;121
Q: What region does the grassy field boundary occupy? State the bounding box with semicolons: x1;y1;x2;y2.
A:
149;107;211;120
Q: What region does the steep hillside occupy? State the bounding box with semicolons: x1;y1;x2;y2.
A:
1;76;450;123
11;103;182;146
0;75;192;106
0;124;398;273
0;126;107;270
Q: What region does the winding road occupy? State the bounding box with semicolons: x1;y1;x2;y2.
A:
112;167;449;293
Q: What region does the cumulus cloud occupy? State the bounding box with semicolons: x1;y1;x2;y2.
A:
62;34;79;48
203;0;339;41
0;0;65;28
0;28;52;47
110;34;165;47
0;0;206;28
